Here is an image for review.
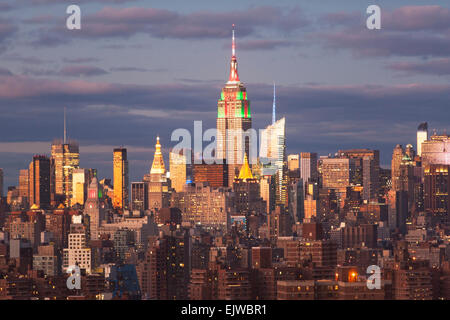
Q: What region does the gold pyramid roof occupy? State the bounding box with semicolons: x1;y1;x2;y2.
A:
238;154;254;181
150;136;166;175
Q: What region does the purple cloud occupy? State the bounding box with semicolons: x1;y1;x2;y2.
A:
0;68;13;76
29;5;309;47
384;6;450;31
320;30;450;58
238;39;300;51
388;58;450;76
63;57;101;64
59;66;109;77
318;5;450;58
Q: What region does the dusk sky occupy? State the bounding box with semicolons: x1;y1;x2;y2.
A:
1;0;450;190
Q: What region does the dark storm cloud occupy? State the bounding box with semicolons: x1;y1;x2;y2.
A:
0;74;449;147
1;74;449;184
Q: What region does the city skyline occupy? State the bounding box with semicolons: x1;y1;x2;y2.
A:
1;1;450;188
0;1;449;302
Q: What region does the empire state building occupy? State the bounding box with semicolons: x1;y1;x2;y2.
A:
216;25;252;185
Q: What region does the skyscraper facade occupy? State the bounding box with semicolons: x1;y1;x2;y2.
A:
113;147;129;210
300;152;318;186
193;162;228;188
18;169;29;203
71;168;96;207
288;154;300;172
28;155;51;208
148;137;170;211
51;140;80;206
260;118;287;206
131;182;148;212
339;149;380;201
319;158;355;189
216;26;252;184
391;144;404;192
84;177;104;241
424;165;449;221
170;151;193;192
417;122;428;157
421;134;450;167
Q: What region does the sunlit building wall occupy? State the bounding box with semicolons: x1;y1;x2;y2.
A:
319;158;355;189
288;154;299;172
113;147;129;210
28;155;51;209
51;140;80;206
417;122;428;157
170;152;187;193
422;134;450;167
260;118;287;206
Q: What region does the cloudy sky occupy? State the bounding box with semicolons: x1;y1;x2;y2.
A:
1;0;450;191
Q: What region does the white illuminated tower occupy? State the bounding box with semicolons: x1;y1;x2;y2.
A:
417;122;428;157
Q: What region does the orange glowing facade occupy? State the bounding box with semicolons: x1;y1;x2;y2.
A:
51;140;79;206
113;148;129;210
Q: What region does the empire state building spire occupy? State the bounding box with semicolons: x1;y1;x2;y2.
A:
228;24;240;83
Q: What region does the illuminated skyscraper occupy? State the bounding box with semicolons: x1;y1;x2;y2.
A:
28;155;51;209
71;168;96;207
131;182;148;211
170;150;193;192
391;144;404;192
216;25;252;183
260;118;287;206
339;149;380;201
417;122;428;157
421;133;450;167
84;176;104;240
19;169;29;200
113;148;129;210
148;137;170;211
288;154;300;172
319;158;355;189
300;152;318;186
424;165;449;221
51;141;79;206
50;108;79;206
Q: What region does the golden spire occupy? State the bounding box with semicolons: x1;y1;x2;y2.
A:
238;153;253;181
150;136;166;175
